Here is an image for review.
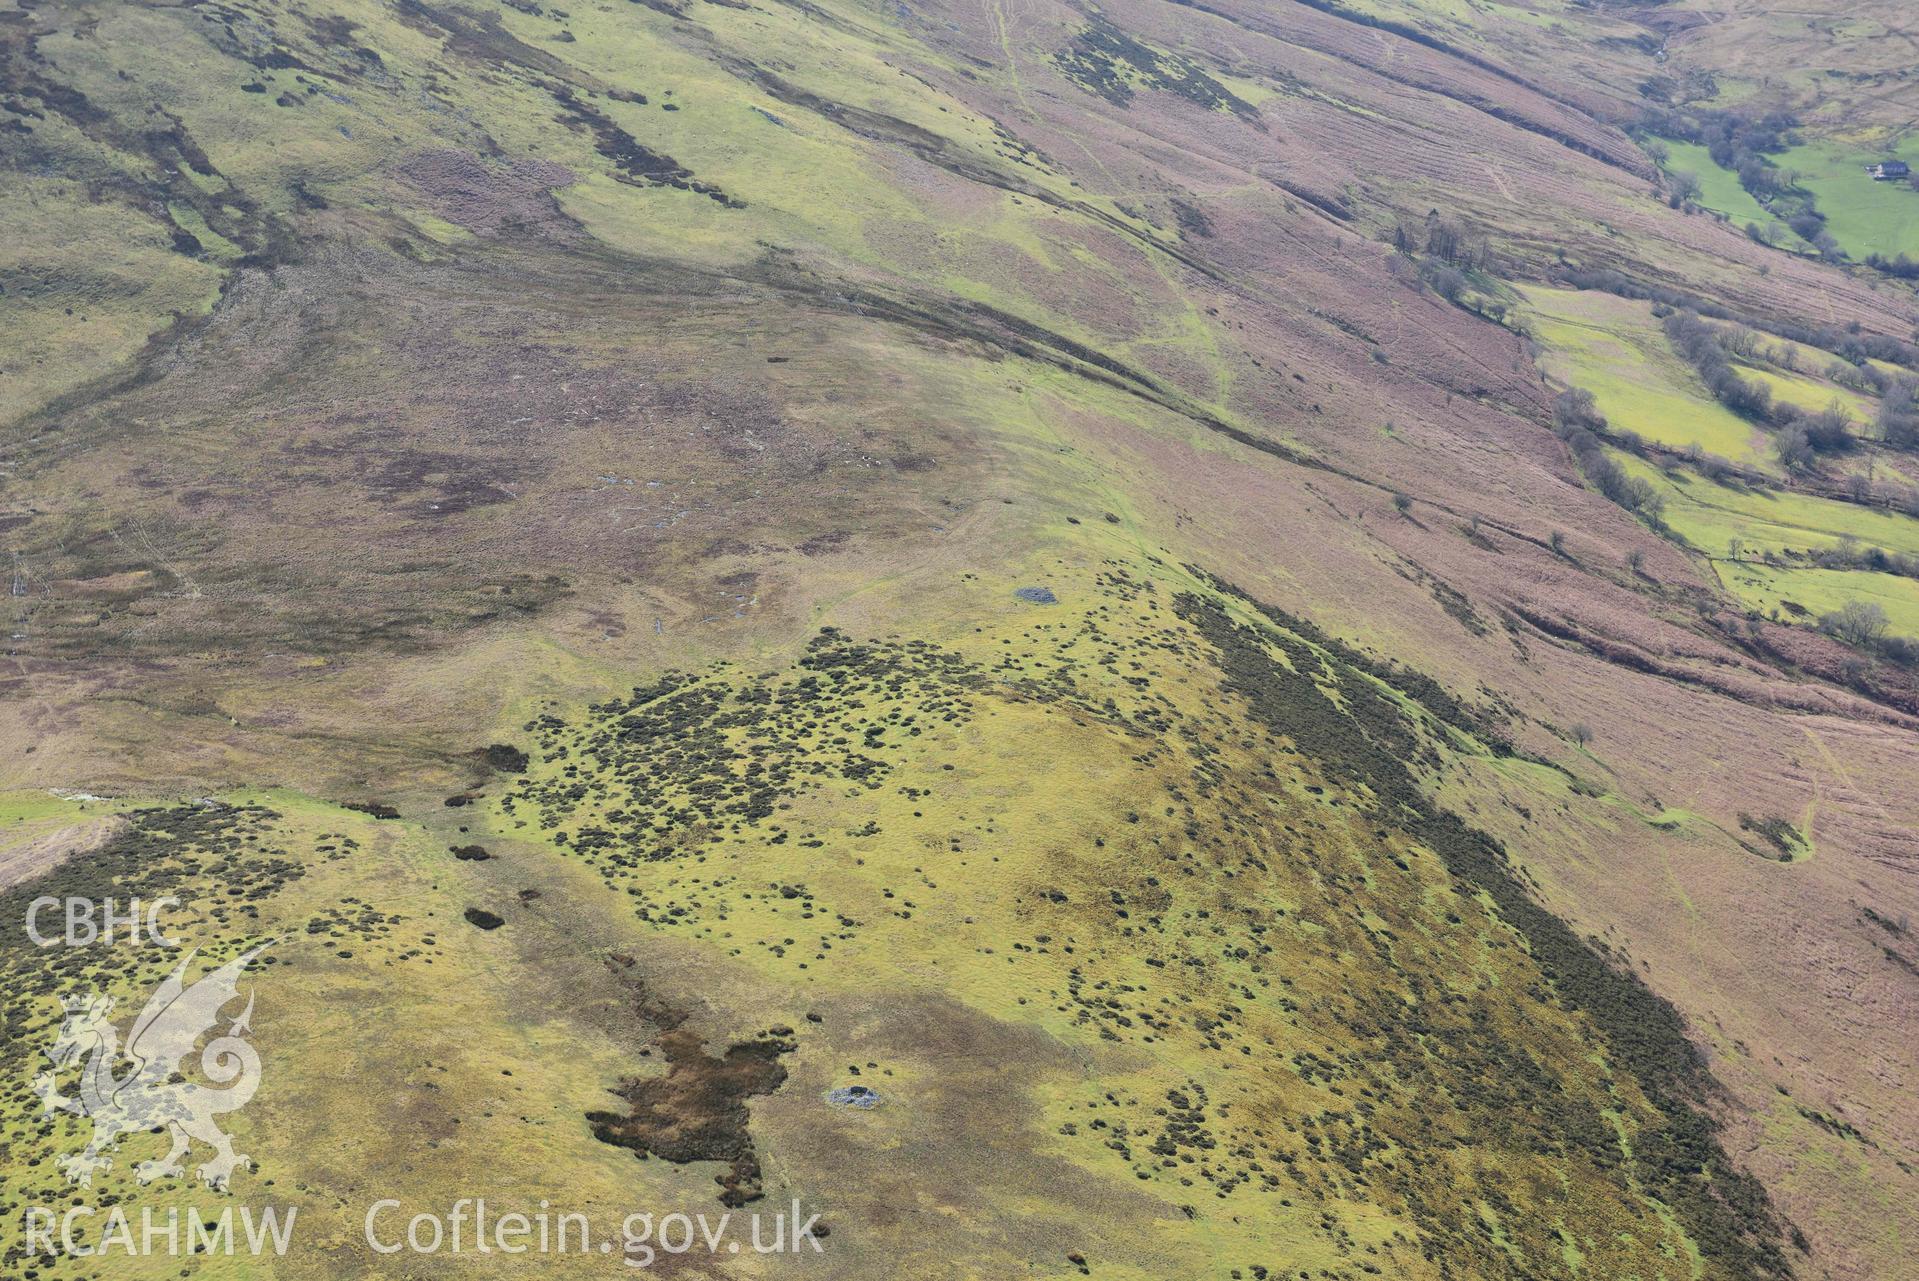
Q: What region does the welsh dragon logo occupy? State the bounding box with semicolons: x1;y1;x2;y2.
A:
33;946;269;1190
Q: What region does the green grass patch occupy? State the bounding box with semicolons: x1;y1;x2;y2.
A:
1779;137;1919;260
1735;361;1875;421
1615;451;1919;641
1616;452;1919;560
1714;560;1919;634
1654;138;1795;241
1521;287;1768;466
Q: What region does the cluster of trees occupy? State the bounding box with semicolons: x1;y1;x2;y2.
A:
1558;270;1919;460
1810;536;1919;583
1558;267;1732;316
1550;390;1665;521
1421;216;1491;270
1642;109;1799;200
1863;253;1919;281
1787;211;1842;260
1753;332;1906;401
1793;324;1919;374
1392;213;1493;272
1819;600;1918;666
1659;308;1879;470
1677;442;1742;482
1730;328;1919;456
1700;113;1796;196
1660;309;1777;418
1391;213;1507;319
1773;401;1860;473
1635;109;1886;263
1548;309;1919;671
1879;381;1919;450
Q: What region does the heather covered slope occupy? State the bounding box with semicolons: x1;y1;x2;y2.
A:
1;1;1916;1279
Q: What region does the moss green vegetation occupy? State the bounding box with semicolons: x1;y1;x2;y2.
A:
0;790;107;829
1520;288;1768;466
1714;560;1919;634
1531;284;1919;651
484;568;1790;1280
1615;453;1919;561
1780;137;1919;261
0;0;1169;425
1625;448;1919;631
0;569;1801;1279
1654;137;1795;240
0;795;815;1279
1735;362;1875;421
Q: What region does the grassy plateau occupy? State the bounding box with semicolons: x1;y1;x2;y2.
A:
1;0;1916;1279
